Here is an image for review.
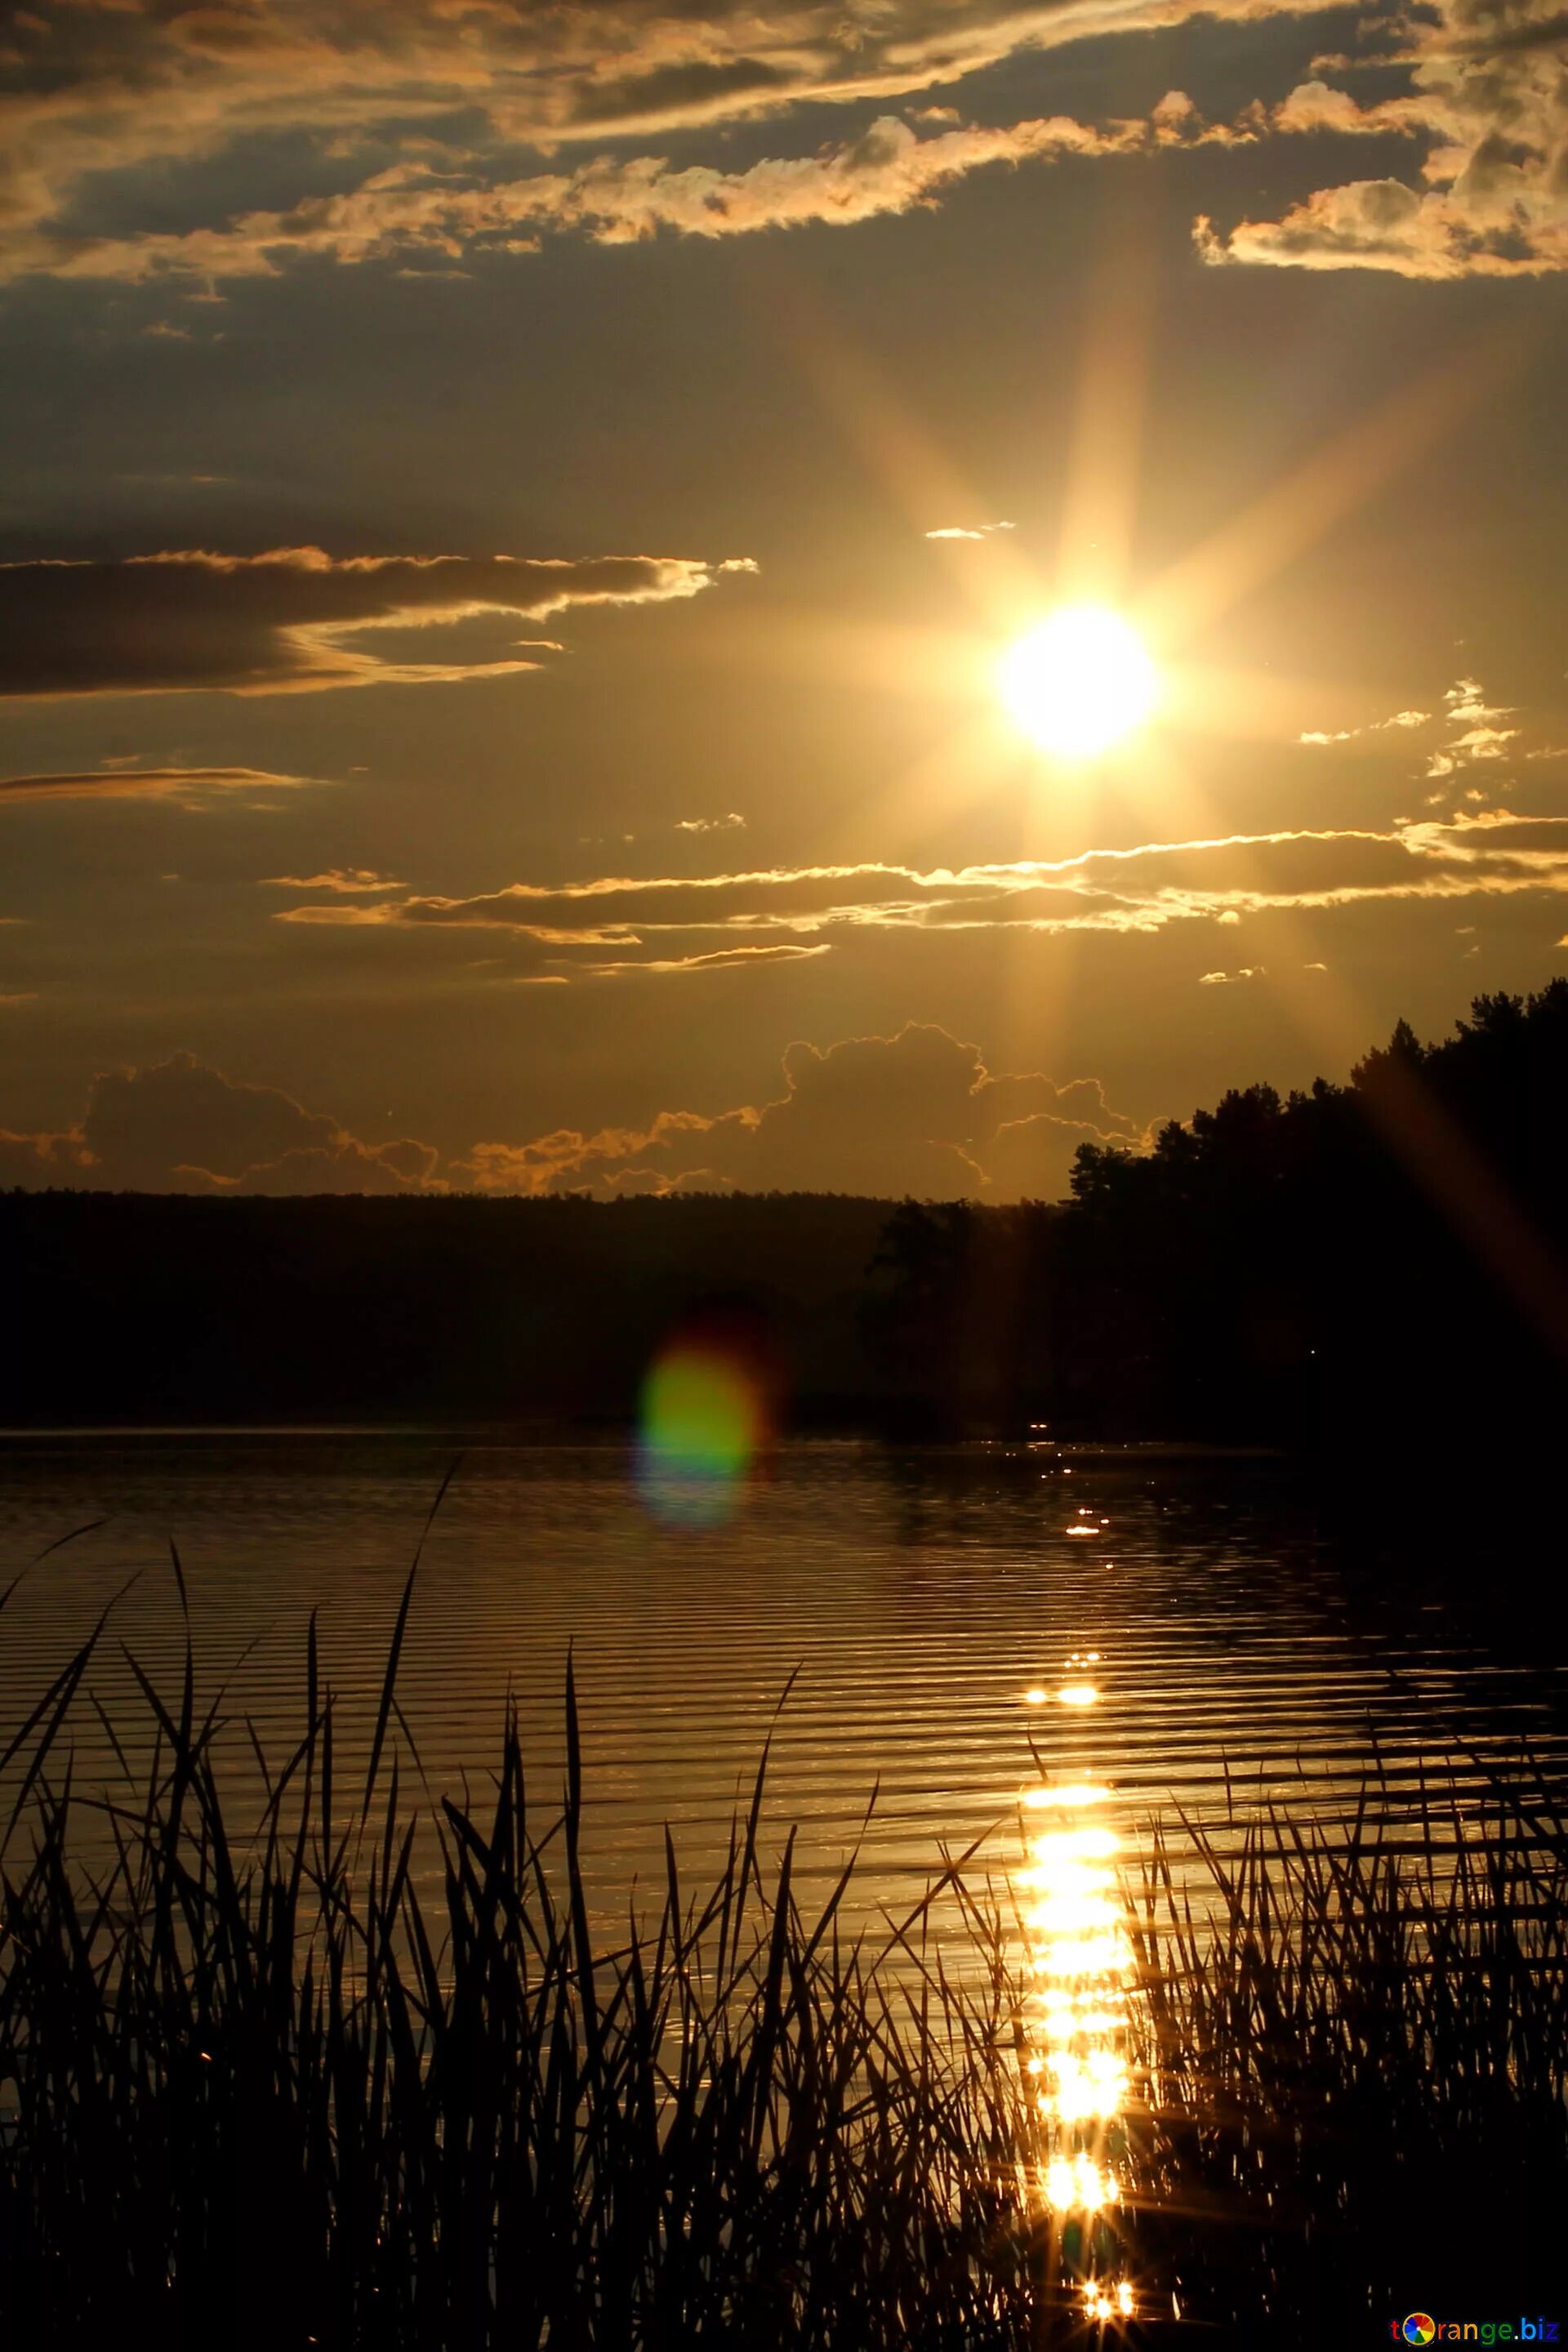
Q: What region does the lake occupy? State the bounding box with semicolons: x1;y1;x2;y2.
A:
0;1432;1561;1929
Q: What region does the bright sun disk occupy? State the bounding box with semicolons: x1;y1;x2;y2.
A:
998;604;1159;758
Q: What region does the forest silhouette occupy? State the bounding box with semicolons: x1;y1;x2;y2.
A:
5;983;1565;1508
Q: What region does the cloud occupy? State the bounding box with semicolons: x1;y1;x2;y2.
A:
0;764;318;800
272;808;1568;979
9;112;1162;282
925;520;1017;540
259;868;404;891
0;1028;1143;1203
574;943;831;976
1302;677;1526;782
1446;677;1513;724
1199;965;1265;982
1200;3;1568;277
674;813;746;834
0;0;1344;287
0;1051;442;1195
10;0;1555;289
0;547;734;698
1299;707;1432;743
452;1023;1145;1202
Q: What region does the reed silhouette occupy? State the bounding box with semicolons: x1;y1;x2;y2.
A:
0;1535;1563;2345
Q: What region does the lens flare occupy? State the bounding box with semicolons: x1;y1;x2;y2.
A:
638;1336;768;1526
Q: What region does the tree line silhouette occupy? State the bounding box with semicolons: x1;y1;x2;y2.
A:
4;985;1565;1505
864;981;1568;1457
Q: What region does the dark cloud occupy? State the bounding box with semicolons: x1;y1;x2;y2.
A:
0;1052;441;1193
2;1031;1143;1202
0;548;732;698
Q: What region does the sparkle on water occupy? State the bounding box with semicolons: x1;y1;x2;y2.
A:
1015;1647;1137;2316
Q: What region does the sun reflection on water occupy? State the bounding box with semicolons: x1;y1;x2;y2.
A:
1014;1667;1138;2319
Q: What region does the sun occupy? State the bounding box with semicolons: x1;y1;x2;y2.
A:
997;604;1160;759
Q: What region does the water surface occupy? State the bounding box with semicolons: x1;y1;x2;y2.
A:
0;1433;1560;1920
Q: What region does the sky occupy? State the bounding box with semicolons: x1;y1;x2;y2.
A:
2;0;1566;1201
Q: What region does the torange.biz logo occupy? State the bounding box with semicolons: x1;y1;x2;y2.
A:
1392;2319;1560;2345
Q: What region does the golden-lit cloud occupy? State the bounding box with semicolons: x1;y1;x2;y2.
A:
925;521;1018;540
259;868;405;891
270;813;1568;976
1200;2;1568;277
1299;707;1431;744
0;548;737;697
4;0;1561;288
450;1024;1145;1200
574;943;831;977
0;1;1341;286
0;764;319;800
4;113;1178;283
0;1028;1144;1203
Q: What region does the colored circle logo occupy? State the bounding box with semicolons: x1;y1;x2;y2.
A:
1402;2319;1437;2346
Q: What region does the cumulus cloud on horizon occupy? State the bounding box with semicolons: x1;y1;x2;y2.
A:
0;1029;1147;1206
0;1052;436;1198
0;547;738;698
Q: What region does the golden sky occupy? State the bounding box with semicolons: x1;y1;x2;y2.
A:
2;0;1566;1199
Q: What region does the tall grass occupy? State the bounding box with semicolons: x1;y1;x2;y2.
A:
0;1548;1044;2350
0;1538;1562;2346
1126;1765;1568;2330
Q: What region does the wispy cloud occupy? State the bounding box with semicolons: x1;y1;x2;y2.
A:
259;868;405;892
0;548;739;698
269;812;1568;978
0;764;318;801
575;942;831;977
8;114;1167;283
1299;707;1431;744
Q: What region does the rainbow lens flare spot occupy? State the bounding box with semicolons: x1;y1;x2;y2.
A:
1402;2319;1437;2346
638;1339;768;1526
